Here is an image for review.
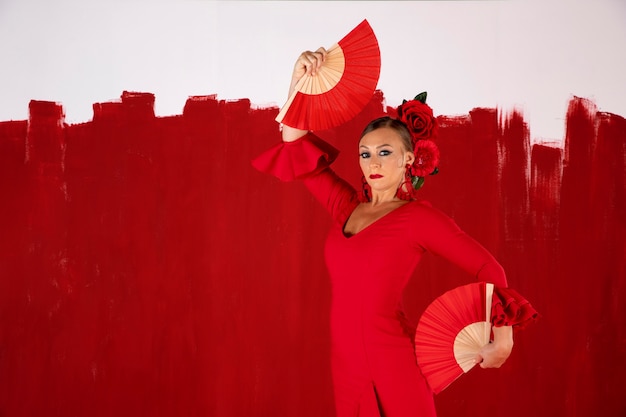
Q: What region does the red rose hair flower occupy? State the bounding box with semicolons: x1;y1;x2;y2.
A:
397;98;438;142
411;139;440;177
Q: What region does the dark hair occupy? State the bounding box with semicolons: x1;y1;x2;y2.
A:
359;116;413;152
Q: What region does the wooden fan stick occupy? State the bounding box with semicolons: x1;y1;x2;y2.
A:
484;283;494;341
316;65;343;93
452;283;494;372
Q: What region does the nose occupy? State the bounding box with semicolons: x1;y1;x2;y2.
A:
369;155;381;168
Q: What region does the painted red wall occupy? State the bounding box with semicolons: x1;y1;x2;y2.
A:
0;91;624;416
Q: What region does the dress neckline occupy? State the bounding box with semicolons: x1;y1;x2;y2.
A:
342;200;413;239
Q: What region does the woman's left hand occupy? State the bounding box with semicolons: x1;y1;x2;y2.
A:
475;325;513;368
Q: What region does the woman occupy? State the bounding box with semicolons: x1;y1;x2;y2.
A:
254;48;533;417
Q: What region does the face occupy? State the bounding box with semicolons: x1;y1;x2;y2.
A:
359;127;415;195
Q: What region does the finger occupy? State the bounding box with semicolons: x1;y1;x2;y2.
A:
297;52;318;75
307;48;326;75
293;59;310;79
478;355;493;369
315;47;328;61
481;361;503;369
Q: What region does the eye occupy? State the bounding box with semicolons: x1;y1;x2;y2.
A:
379;149;392;156
360;152;370;159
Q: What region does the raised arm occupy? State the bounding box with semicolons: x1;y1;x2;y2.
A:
282;48;327;143
252;47;359;225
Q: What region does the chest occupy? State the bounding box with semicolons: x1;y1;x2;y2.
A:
324;206;425;286
343;202;408;237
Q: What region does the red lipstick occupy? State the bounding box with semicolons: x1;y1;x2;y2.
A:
369;174;383;179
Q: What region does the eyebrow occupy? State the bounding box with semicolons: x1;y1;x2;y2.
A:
359;144;393;149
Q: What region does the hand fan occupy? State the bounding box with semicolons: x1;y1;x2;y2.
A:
414;282;494;394
275;19;381;131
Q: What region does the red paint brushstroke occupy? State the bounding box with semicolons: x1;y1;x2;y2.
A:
0;93;624;417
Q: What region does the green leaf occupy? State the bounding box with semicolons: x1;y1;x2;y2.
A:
411;176;425;190
414;92;427;104
430;167;439;176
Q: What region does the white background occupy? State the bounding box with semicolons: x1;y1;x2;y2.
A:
1;0;624;144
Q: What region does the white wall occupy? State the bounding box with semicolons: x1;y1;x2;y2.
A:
1;0;624;143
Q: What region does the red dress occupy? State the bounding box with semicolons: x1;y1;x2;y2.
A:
253;133;511;417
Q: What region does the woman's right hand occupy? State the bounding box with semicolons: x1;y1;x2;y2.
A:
282;48;327;142
288;47;328;96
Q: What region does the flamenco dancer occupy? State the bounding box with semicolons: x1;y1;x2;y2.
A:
253;48;537;417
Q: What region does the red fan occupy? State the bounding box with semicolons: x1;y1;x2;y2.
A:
275;19;381;131
414;282;494;394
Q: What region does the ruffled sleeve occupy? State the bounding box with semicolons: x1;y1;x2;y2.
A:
491;287;539;329
252;133;339;181
252;133;358;225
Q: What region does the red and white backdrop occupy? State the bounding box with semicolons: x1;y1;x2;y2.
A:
0;1;624;417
